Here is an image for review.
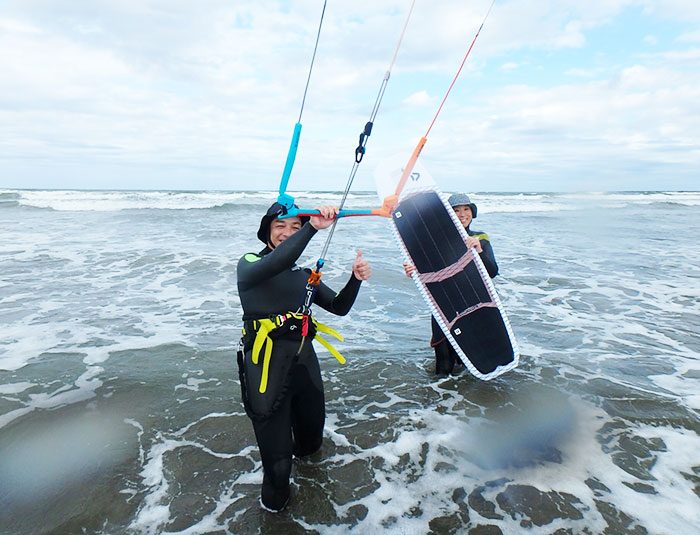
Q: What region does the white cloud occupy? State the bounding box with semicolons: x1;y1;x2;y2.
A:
642;0;700;21
415;58;700;191
565;67;600;77
0;16;41;33
500;62;520;71
402;91;435;108
1;0;699;191
678;29;700;42
642;47;700;62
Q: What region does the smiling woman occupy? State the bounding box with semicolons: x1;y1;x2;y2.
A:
268;216;303;248
254;203;301;247
236;200;370;512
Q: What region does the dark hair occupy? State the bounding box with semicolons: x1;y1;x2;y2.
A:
257;202;310;244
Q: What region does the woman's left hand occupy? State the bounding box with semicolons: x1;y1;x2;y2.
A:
466;236;483;253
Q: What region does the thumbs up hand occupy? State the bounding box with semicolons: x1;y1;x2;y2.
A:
352;250;371;280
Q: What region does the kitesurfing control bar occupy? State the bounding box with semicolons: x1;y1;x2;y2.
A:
285;0;417;222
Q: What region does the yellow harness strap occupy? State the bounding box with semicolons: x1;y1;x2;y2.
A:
313;322;345;364
250;317;279;394
246;314;345;394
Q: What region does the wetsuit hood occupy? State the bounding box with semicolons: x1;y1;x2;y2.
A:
257;202;310;245
448;193;477;219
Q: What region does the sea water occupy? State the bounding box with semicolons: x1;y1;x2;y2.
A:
0;189;698;534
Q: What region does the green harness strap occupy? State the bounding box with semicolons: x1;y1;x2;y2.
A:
244;313;345;394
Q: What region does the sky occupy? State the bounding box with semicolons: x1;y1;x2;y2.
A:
1;0;699;192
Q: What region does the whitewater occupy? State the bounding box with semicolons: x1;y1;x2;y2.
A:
1;189;699;534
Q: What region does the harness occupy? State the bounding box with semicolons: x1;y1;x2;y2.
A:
242;312;345;394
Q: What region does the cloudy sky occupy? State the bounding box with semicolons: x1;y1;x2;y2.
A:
1;0;699;192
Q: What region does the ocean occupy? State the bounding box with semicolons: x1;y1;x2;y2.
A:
1;189;698;535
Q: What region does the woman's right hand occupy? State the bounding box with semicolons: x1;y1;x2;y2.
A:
403;262;416;278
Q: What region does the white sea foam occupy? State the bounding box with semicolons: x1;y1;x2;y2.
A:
5;189;377;212
13;190;255;211
0;321;67;371
0;381;34;395
127;415;259;535
9;188;697;215
298;390;603;534
633;425;700;531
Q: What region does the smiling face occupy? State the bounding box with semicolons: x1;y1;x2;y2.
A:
453;204;473;229
268;216;303;248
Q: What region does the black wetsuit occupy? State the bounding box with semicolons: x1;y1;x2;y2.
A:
236;222;362;510
431;226;498;375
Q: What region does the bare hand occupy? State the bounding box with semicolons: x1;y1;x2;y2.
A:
466;236;482;253
403;262;416;278
310;205;338;230
353;250;371;280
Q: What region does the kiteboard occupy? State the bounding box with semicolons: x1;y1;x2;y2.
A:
375;157;519;380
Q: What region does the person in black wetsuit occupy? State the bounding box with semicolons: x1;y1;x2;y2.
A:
237;202;371;512
403;193;498;376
